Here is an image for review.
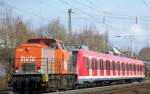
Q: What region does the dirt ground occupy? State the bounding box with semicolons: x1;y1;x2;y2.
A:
114;87;150;94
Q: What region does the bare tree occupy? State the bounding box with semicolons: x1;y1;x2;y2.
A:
0;9;35;76
139;47;150;62
74;26;109;52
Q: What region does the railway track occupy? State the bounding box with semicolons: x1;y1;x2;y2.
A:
1;80;150;94
46;80;150;94
0;89;16;94
0;90;40;94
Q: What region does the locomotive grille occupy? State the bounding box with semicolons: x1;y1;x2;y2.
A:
21;63;36;73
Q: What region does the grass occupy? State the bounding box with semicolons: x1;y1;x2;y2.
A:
145;77;150;80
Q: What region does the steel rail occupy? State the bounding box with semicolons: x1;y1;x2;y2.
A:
47;80;150;94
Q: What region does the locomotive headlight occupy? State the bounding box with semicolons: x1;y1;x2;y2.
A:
15;67;19;73
15;69;18;73
37;69;41;73
37;67;41;73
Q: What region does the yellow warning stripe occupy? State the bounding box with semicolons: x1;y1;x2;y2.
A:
7;73;12;81
42;74;48;82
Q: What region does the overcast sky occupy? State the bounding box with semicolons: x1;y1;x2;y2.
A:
1;0;150;53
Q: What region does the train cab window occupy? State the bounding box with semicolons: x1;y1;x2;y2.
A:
60;42;66;49
54;42;65;50
51;42;57;48
46;41;57;48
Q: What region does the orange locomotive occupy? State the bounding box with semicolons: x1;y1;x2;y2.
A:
8;38;77;91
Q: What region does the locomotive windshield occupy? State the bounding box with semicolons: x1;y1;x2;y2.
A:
46;41;57;48
28;38;57;48
27;38;66;49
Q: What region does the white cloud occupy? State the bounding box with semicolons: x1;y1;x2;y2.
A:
130;24;148;52
130;24;144;36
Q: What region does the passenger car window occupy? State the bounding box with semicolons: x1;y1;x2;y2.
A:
100;60;103;70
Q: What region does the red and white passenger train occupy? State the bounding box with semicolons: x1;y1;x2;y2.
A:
7;38;145;92
76;49;144;84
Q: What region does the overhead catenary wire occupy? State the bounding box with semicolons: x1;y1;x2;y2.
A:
85;0;135;18
57;0;127;32
0;0;123;34
2;0;150;26
0;2;51;22
70;0;135;19
142;0;150;10
1;0;150;37
1;0;150;25
57;0;150;24
57;0;98;19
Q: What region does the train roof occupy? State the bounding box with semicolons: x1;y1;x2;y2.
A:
78;49;144;64
27;38;63;43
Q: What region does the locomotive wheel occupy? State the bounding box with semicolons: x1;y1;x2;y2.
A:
74;84;82;89
45;87;51;93
82;82;88;88
60;78;68;90
48;78;57;92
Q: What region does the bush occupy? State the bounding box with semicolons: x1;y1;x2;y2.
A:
0;77;8;90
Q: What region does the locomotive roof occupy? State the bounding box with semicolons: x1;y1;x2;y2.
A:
27;38;62;43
